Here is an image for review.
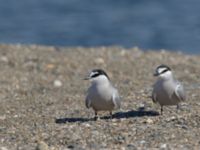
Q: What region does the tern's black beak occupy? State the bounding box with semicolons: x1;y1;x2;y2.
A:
83;76;91;80
154;72;159;77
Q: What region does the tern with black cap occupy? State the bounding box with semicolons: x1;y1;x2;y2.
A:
84;69;121;120
152;65;186;114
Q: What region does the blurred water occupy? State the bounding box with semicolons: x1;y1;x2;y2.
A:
0;0;200;54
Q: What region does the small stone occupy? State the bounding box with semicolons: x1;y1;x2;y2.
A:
127;144;137;150
160;143;168;149
94;58;105;65
120;50;127;56
84;123;91;128
49;146;58;150
137;103;145;110
53;80;62;87
46;64;55;69
1;147;8;150
67;145;74;149
139;140;146;144
13;115;18;118
1;138;5;142
0;56;8;63
166;116;176;122
36;141;49;150
138;103;145;108
0;115;6;120
144;118;154;124
181;125;188;130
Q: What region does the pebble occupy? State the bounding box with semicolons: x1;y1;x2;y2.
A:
126;144;137;150
53;80;62;87
0;115;6;120
0;147;8;150
138;103;145;109
139;140;146;145
36;141;49;150
160;143;168;149
1;138;5;143
166;116;176;122
84;123;91;128
46;64;55;69
13;115;18;118
0;56;8;63
67;145;74;149
120;50;128;56
94;57;105;65
144;118;154;124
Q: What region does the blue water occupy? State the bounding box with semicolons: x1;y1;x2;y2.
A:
0;0;200;54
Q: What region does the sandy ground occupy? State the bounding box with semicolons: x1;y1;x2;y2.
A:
0;45;200;150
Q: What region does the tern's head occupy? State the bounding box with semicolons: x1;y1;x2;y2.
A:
154;65;173;79
84;69;110;83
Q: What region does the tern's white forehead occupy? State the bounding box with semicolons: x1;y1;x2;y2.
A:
156;65;171;76
157;67;173;80
89;69;109;79
89;71;99;77
157;67;168;74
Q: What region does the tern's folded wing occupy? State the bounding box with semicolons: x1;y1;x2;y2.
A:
174;82;186;101
112;89;121;109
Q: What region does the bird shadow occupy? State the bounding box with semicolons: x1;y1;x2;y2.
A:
101;108;159;120
55;117;94;124
55;107;159;124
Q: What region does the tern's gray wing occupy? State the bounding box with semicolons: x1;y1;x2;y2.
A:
174;81;186;101
152;90;157;103
85;88;92;108
112;88;121;109
85;96;91;108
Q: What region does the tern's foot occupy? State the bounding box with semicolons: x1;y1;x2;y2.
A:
94;111;99;121
176;104;180;113
109;111;113;119
94;116;100;121
160;106;163;115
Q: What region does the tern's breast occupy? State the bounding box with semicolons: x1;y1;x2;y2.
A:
88;83;115;111
154;80;179;106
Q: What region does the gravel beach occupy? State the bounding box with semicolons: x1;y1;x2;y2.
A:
0;44;200;150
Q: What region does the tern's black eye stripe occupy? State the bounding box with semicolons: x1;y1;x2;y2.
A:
160;69;168;74
91;73;99;78
90;69;110;80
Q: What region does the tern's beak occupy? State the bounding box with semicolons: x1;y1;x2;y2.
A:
83;76;91;80
153;71;159;77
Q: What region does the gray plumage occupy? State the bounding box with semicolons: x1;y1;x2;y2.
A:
85;69;121;119
152;65;186;114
